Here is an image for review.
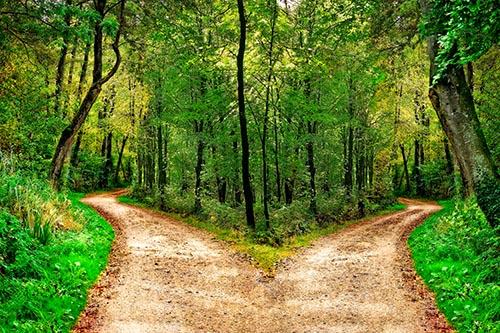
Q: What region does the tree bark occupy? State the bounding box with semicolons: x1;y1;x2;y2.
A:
237;0;255;229
49;0;126;189
420;0;499;226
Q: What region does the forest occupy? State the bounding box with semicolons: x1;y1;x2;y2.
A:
0;0;498;332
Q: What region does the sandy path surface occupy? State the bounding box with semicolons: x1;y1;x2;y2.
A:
73;192;452;333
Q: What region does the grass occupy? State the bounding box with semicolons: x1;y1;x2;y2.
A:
119;195;405;273
409;199;500;333
0;192;114;333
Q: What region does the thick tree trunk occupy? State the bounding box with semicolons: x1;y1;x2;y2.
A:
443;137;454;177
237;0;255;229
419;0;499;225
49;0;125;189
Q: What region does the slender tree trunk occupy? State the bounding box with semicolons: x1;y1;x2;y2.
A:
114;135;128;184
400;144;411;193
273;105;281;203
260;0;277;229
63;42;78;113
232;134;242;205
414;139;424;196
237;0;255;229
420;0;499;226
49;0;125;188
344;79;354;197
306;121;317;215
102;132;113;188
69;44;90;169
194;121;204;213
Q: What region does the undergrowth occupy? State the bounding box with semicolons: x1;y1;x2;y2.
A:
119;195;405;272
0;160;114;332
409;199;499;333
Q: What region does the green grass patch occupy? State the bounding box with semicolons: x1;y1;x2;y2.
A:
0;192;114;333
409;199;499;333
119;195;405;273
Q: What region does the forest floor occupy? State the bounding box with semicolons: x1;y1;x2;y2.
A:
73;191;453;333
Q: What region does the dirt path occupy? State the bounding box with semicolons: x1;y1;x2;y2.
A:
73;192;452;333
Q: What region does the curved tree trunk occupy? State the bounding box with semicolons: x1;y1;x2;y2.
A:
49;0;126;189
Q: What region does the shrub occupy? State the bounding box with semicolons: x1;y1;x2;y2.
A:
409;199;500;332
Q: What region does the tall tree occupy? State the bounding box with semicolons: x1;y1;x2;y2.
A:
49;0;126;188
237;0;255;229
420;0;499;226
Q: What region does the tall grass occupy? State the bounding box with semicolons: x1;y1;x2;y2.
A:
0;154;114;332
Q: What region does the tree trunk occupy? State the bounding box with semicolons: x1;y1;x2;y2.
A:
443;137;454;177
237;0;255;229
114;135;128;184
414;139;424;196
273;105;281;203
101;131;113;188
232;134;242;205
306;121;317;216
194;121;204;213
344;80;354;197
49;0;126;189
400;144;411;194
420;0;499;226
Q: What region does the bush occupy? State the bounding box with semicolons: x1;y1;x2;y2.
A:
0;193;114;333
409;199;500;332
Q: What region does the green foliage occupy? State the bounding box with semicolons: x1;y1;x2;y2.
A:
420;0;500;84
0;192;114;333
409;199;500;332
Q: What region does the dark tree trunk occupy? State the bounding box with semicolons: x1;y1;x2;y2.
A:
260;0;277;229
237;0;255;229
306;121;317;216
49;0;125;189
69;131;83;168
158;125;166;190
344;81;354;197
420;0;499;225
273;105;281;203
194;121;204;213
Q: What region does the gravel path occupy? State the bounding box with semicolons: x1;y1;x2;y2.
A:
73;192;452;333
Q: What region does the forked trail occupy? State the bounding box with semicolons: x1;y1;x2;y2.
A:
73;191;452;333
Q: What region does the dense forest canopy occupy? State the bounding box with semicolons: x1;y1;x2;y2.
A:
0;0;498;231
